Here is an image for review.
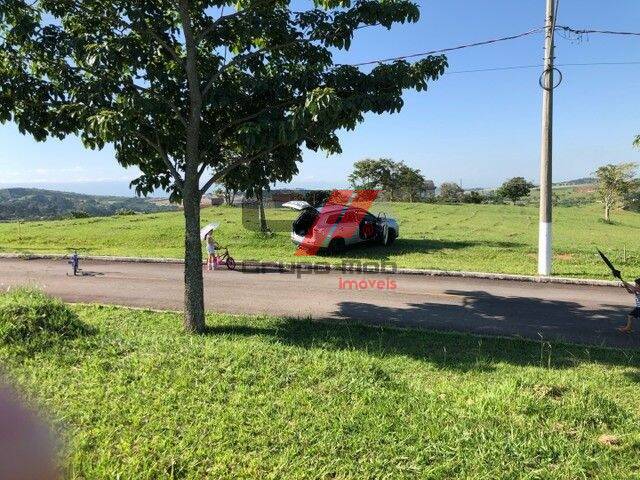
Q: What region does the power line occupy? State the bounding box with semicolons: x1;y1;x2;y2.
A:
560;60;640;67
445;60;640;75
342;24;640;68
446;64;540;74
557;25;640;37
340;26;545;67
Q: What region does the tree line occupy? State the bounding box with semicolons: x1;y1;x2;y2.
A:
348;158;640;222
348;159;535;204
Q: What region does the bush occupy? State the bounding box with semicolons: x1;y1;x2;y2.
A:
624;187;640;213
115;208;137;216
462;191;484;204
70;211;90;218
480;191;504;205
0;288;91;347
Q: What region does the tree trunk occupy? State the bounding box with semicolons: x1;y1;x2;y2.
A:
224;187;236;206
179;0;205;333
257;189;268;233
182;180;205;333
604;203;611;223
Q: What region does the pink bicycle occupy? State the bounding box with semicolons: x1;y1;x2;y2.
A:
210;246;236;270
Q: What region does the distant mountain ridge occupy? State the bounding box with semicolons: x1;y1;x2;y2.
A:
0;188;177;221
554;177;596;187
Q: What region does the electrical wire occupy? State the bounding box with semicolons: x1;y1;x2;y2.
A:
557;25;640;37
339;26;546;67
341;20;640;69
444;60;640;75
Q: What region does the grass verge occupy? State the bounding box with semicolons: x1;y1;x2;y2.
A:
1;302;639;478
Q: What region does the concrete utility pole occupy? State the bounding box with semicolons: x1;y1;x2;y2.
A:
538;0;556;276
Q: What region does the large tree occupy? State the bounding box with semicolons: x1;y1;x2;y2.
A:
349;158;399;199
349;158;426;201
0;0;447;332
497;176;533;204
438;182;464;203
595;162;638;222
396;162;426;202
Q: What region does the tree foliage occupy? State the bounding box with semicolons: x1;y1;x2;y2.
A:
438;182;464;203
349;158;429;201
462;190;484;204
497;177;533;204
0;0;447;332
595;163;638;222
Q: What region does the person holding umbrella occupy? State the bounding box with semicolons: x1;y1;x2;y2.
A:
200;223;220;271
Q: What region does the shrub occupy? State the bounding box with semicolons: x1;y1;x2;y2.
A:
0;288;91;347
115;208;137;216
70;211;90;218
462;191;484;204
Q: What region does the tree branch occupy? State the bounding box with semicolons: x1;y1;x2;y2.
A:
137;132;184;189
143;24;184;66
200;142;285;194
213;96;305;140
130;83;187;128
195;0;277;43
202;38;309;97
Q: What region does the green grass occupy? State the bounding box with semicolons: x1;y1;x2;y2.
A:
0;286;91;348
2;302;640;479
0;202;639;279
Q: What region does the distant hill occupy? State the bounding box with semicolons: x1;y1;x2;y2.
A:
554;177;596;187
0;188;178;221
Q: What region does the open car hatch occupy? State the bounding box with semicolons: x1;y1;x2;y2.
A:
282;200;313;211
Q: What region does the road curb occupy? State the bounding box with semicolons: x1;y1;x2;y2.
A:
0;252;620;288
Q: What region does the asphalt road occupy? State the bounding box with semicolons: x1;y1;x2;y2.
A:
0;258;637;348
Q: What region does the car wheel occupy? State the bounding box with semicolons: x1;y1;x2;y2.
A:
328;238;345;254
385;229;397;246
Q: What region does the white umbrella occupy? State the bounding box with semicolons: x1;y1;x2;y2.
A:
200;222;220;240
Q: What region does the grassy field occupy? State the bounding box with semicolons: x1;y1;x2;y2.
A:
0;202;639;279
2;302;639;479
528;184;598;207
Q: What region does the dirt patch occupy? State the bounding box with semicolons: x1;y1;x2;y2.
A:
597;434;621;447
526;253;574;261
533;384;566;400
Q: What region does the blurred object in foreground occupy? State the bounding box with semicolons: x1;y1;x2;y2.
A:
0;383;59;480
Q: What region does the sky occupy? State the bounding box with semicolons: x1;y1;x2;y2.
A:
1;0;639;196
